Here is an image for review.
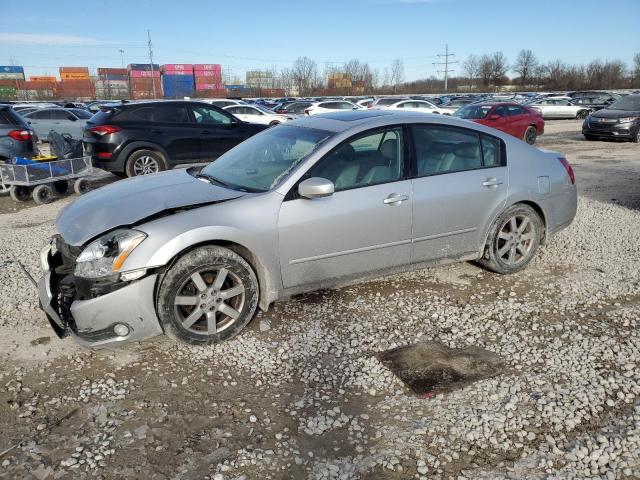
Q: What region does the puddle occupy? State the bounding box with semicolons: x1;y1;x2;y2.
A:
379;340;504;395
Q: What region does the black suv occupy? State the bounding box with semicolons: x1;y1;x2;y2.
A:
582;94;640;142
0;105;38;161
83;100;268;177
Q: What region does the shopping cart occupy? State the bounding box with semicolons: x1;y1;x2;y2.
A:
0;156;93;204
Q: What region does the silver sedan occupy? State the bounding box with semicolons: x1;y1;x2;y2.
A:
37;110;577;348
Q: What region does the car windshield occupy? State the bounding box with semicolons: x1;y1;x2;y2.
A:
200;125;332;192
453;105;493;119
607;95;640;111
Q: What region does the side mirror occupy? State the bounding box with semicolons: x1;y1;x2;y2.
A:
352;106;359;110
298;177;334;199
487;114;501;120
69;117;77;122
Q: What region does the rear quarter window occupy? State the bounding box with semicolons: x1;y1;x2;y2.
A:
91;109;117;123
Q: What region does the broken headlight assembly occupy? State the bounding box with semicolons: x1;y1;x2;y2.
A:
74;229;147;279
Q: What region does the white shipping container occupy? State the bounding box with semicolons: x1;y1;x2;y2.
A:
0;73;25;80
95;80;129;89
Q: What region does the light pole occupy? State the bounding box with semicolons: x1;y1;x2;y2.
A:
119;49;125;69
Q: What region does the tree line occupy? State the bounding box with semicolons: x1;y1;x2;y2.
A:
269;51;640;96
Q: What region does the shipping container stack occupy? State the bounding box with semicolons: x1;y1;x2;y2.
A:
161;64;195;99
58;67;94;100
96;68;130;99
0;66;25;100
25;77;57;99
193;64;224;98
128;64;161;100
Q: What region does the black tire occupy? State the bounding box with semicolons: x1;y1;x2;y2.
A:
524;126;537;145
53;180;69;195
125;149;167;177
584;134;597;141
576;110;589;119
9;185;31;202
32;184;53;205
632;127;640;144
478;204;543;274
74;178;90;195
268;120;281;126
157;246;259;345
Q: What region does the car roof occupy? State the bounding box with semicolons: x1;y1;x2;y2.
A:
288;110;489;133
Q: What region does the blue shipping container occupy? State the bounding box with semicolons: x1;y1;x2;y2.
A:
128;63;160;71
163;74;195;98
0;65;25;73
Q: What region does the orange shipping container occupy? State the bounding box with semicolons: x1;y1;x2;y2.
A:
61;72;90;81
60;67;90;74
30;76;57;83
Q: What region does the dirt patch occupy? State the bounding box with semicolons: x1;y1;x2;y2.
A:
380;340;504;395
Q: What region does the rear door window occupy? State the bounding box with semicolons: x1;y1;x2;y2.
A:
190;105;232;125
413;125;484;176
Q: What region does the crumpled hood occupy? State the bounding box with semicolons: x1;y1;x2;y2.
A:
57;169;243;246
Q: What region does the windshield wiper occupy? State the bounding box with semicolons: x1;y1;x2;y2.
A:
196;172;230;187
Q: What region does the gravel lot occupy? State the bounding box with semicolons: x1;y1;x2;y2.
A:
0;120;638;479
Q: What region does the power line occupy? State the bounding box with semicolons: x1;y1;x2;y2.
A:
147;30;157;98
432;44;458;92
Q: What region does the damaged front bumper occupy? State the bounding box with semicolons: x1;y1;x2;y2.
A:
37;240;163;349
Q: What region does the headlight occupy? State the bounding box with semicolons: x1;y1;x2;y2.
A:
617;117;636;123
75;229;147;279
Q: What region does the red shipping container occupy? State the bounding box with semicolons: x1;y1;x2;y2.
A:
194;64;222;74
162;64;193;72
195;75;222;83
130;70;161;78
97;68;128;75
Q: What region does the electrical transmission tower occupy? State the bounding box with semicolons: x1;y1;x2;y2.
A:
147;30;157;98
432;44;458;92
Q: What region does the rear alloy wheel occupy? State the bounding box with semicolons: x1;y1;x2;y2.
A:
125;149;167;177
524;126;537;145
9;185;31;202
576;110;589;119
157;246;259;345
478;204;542;274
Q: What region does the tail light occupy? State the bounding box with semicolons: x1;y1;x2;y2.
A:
89;125;121;136
8;129;32;141
558;157;575;184
275;109;286;114
97;152;112;159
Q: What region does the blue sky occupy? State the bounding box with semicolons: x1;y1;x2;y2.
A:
0;0;638;81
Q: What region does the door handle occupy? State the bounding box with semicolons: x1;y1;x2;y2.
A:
383;193;409;205
482;178;504;188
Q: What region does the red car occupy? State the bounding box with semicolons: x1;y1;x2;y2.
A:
453;102;544;145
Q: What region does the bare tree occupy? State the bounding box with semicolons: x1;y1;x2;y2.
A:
390;58;404;92
633;52;640;87
513;49;538;87
479;54;493;87
291;56;318;96
489;51;508;88
462;54;480;88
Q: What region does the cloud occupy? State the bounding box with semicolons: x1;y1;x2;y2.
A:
0;32;112;46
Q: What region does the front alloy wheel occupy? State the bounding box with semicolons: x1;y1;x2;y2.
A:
157;246;259;345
